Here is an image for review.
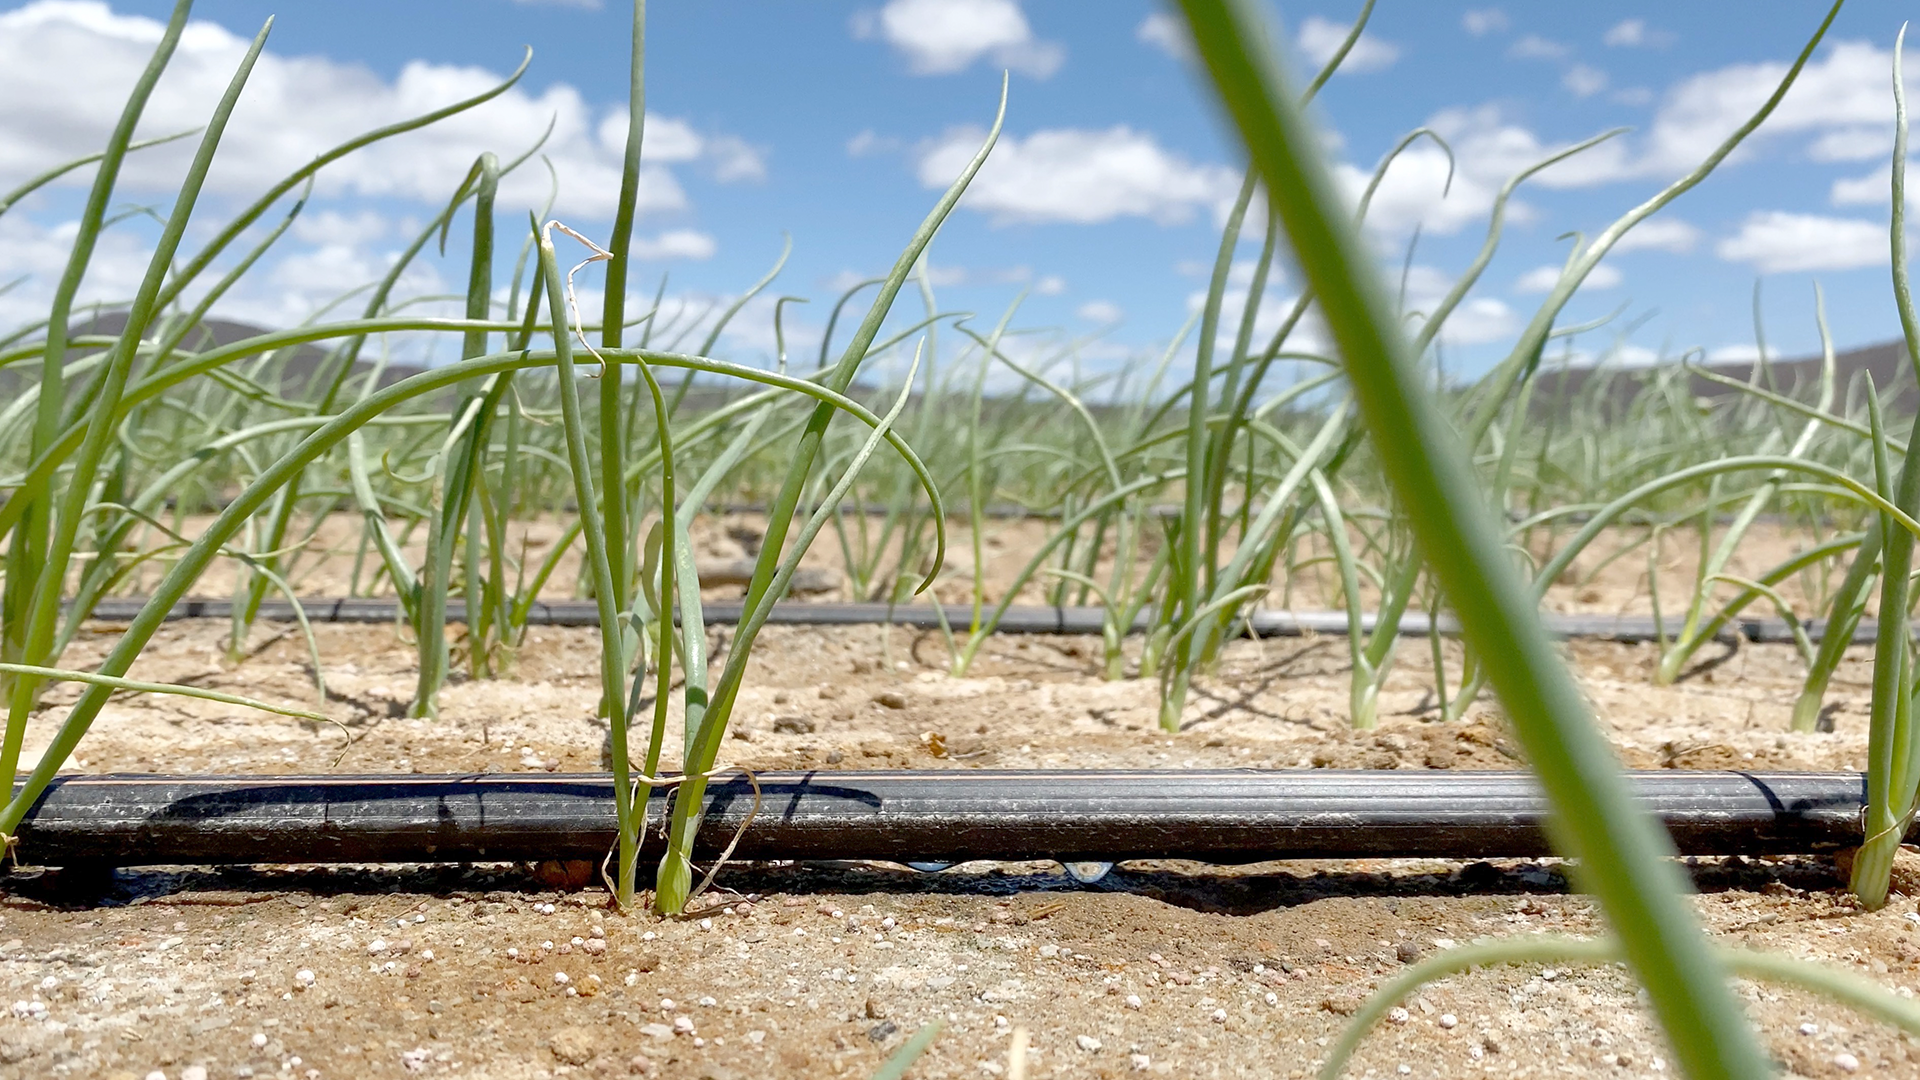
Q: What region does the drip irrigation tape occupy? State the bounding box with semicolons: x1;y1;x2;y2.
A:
8;770;1882;868
81;597;1872;645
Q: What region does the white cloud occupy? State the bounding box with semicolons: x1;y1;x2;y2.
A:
915;125;1238;225
1316;38;1920;230
289;208;389;247
1707;343;1777;364
1034;274;1066;296
1076;300;1123;324
1631;40;1910;179
1436;296;1521;344
1508;35;1569;60
852;0;1063;78
1715;211;1886;273
1610;217;1701;253
1603;19;1673;48
1296;15;1400;74
1136;12;1191;61
1516;262;1621;293
1808;126;1891;162
1196;263;1515;358
0;212;150;328
847;129;900;157
1331;105;1566;237
1462;9;1508;36
1563;64;1608;98
704;136;767;183
1829;166;1908;207
1400;264;1518;345
631;229;716;261
597;114;766;182
0;1;753;220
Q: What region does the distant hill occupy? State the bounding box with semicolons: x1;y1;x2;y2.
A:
65;311;427;395
1528;339;1917;414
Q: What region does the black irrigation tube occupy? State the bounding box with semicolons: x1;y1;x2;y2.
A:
84;596;1878;645
8;770;1885;868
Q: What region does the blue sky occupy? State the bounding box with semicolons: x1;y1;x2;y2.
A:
0;0;1914;384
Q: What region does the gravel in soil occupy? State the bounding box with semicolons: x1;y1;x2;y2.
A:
0;617;1914;1079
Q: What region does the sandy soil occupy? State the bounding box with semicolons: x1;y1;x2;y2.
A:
0;614;1916;1079
123;512;1847;620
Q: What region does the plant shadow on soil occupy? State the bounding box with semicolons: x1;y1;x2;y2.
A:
0;853;1851;918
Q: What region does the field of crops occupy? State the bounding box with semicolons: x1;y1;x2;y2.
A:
14;0;1920;1077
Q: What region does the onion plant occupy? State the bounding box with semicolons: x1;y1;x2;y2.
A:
1849;23;1920;911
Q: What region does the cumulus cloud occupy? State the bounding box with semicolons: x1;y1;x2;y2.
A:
1400;264;1519;345
1136;13;1191;61
1629;40;1912;179
846;129;900;157
1076;299;1123;324
0;1;757;220
1330;105;1576;237
1603;19;1673;48
1832;166;1899;206
1316;36;1920;243
1808;126;1891;162
1296;15;1400;74
1610;217;1702;253
1196;262;1515;359
1715;211;1886;273
915;125;1239;226
630;229;716;261
1563;64;1608;98
852;0;1062;78
1515;262;1621;293
1462;9;1508;36
1508;35;1569;60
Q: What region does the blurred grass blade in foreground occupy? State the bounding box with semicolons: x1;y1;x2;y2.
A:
1173;0;1776;1076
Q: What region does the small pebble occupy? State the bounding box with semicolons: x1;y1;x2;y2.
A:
1264;992;1278;1006
180;1068;208;1080
1076;1035;1102;1052
553;972;570;986
673;1015;696;1035
1439;1014;1458;1030
1834;1052;1860;1073
1130;1054;1151;1072
252;1033;269;1049
1124;994;1142;1010
144;1072;166;1080
583;938;608;956
1799;1022;1820;1036
660;998;676;1011
293;969;315;989
1210;1008;1227;1023
1387;1007;1410;1025
367;939;388;954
